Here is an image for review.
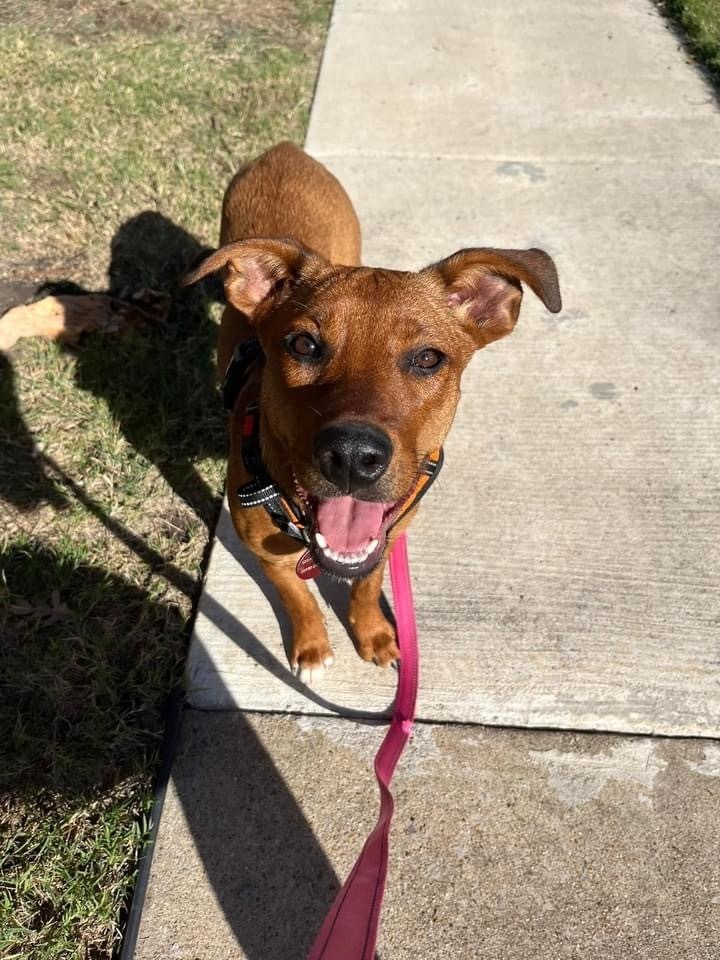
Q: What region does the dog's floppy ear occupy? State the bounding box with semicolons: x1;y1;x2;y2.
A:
425;247;561;349
181;238;324;322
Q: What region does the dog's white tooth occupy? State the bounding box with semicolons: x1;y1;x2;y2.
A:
315;532;327;549
368;539;378;553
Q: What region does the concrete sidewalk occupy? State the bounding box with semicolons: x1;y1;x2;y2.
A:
137;713;720;960
188;0;720;736
134;1;720;957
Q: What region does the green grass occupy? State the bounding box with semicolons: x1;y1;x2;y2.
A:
0;1;328;286
658;0;720;86
0;1;331;956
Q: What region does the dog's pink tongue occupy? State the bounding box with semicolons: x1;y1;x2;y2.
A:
315;496;390;552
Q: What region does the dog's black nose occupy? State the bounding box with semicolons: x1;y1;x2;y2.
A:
314;422;393;493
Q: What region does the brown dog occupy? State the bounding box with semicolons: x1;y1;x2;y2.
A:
184;141;561;681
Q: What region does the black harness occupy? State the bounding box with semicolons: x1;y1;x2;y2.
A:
223;337;444;550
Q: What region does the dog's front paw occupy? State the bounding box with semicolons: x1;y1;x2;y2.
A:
291;635;335;685
352;621;400;667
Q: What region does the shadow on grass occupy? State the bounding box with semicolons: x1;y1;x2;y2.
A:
3;211;225;525
26;211;225;526
72;210;225;526
0;541;186;795
0;539;342;960
0;353;69;511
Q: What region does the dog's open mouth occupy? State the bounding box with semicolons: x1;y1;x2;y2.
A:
295;483;409;579
312;496;397;576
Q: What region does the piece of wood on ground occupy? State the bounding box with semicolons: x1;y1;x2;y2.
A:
0;289;170;351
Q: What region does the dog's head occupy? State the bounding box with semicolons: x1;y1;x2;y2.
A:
184;239;561;577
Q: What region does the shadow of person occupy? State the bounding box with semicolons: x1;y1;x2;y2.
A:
70;210;225;526
1;539;341;960
171;710;341;960
0;352;67;513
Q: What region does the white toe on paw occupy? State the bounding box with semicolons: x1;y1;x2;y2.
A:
297;653;334;685
298;663;325;685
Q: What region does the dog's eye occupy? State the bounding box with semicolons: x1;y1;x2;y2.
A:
410;348;445;372
285;332;323;361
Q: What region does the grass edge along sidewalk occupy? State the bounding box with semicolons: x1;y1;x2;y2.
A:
657;0;720;88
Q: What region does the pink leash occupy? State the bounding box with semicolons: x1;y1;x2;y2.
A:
306;532;418;960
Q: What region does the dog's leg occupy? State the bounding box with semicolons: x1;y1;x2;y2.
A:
348;561;399;666
260;559;334;681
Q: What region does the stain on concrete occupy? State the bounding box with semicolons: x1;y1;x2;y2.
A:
528;739;667;807
560;399;579;410
294;714;443;773
686;743;720;778
590;381;619;400
496;161;546;183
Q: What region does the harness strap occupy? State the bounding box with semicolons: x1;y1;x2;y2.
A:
238;403;311;545
306;532;418;960
222;336;263;411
